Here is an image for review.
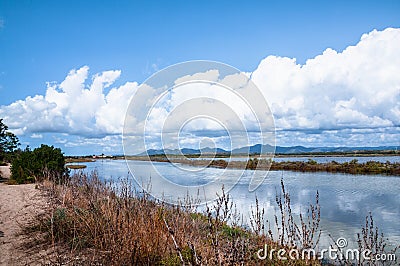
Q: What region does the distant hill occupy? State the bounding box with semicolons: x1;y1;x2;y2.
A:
138;144;398;156
143;147;229;156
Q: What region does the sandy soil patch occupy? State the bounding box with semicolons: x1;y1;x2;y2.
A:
0;178;49;265
0;164;11;179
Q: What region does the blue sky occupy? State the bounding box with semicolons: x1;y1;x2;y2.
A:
0;0;399;155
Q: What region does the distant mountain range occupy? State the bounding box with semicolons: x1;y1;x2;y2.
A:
138;144;399;156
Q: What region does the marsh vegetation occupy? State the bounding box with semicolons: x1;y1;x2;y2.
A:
136;155;400;176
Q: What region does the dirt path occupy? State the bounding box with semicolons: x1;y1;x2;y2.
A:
0;167;48;265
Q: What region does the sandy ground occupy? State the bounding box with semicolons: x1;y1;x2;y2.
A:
0;165;49;265
0;164;11;179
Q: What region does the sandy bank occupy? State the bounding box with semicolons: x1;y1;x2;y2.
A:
0;178;49;265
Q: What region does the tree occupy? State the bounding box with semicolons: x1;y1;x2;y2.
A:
11;144;69;184
0;118;20;163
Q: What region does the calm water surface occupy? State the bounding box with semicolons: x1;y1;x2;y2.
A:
71;158;400;249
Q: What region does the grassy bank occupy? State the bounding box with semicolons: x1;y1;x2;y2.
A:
25;172;399;265
29;173;324;265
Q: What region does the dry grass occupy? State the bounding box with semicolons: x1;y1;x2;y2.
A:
356;213;399;265
24;172;326;265
23;171;399;265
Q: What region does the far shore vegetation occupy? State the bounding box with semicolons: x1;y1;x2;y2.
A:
64;148;400;176
125;154;400;176
65;157;95;163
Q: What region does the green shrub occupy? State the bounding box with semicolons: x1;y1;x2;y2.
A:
0;118;20;163
11;144;69;184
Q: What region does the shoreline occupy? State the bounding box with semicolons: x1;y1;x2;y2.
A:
63;154;400;176
65;152;400;162
123;156;400;176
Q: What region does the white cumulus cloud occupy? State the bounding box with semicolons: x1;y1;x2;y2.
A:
251;27;400;132
0;66;138;137
0;27;399;151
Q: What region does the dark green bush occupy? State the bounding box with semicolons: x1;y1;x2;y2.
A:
11;144;69;184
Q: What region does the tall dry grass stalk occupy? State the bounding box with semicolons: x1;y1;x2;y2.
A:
355;213;399;266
